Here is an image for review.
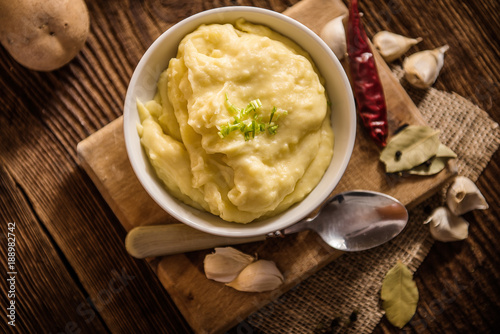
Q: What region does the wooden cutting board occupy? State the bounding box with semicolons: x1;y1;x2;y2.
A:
77;0;455;332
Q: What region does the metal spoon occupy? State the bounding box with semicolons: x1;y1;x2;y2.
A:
125;190;408;258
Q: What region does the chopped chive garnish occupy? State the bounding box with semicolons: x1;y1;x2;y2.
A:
225;92;241;114
268;124;278;135
219;94;287;140
269;106;277;124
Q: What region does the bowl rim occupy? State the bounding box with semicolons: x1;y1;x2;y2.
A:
123;6;356;237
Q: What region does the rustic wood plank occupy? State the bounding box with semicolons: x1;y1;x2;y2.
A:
76;1;456;332
0;164;109;334
0;100;194;333
0;0;498;333
0;103;194;333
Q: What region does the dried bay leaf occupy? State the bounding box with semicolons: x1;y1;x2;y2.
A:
380;125;440;173
381;261;419;328
408;143;457;175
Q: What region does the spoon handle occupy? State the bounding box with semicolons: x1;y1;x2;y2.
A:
125;224;265;258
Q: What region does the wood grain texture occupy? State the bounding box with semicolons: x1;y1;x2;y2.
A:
76;0;456;332
0;88;192;333
0;165;109;334
351;0;500;333
0;0;498;333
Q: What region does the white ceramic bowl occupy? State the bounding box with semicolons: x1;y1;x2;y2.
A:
123;6;356;237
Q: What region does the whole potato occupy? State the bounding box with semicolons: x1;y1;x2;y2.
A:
0;0;90;71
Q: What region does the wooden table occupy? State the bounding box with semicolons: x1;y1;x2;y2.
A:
0;1;498;333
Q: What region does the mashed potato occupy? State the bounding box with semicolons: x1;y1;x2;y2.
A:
137;19;334;223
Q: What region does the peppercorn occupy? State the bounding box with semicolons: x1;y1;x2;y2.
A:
394;123;410;135
336;194;345;204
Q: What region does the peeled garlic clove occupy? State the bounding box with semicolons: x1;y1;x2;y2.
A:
373;31;422;62
204;247;255;283
227;260;284;292
320;15;347;60
446;176;489;215
424;207;469;242
403;45;449;89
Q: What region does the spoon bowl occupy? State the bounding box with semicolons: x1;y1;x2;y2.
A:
278;191;408;252
126;190;408;258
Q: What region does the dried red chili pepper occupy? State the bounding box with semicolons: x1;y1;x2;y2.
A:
347;0;388;147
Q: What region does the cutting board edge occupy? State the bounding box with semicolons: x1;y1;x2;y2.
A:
76;119;136;232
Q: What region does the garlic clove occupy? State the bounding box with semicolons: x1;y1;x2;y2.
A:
320;15;347;60
226;259;284;292
373;31;422;63
203;247;255;283
446;176;489;215
424;207;469;242
403;45;449;89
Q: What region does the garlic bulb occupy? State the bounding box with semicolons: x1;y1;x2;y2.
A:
373;31;422;62
227;260;284;292
403;45;449;89
320;15;347;60
203;247;254;283
424;207;469;242
446;176;489;215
